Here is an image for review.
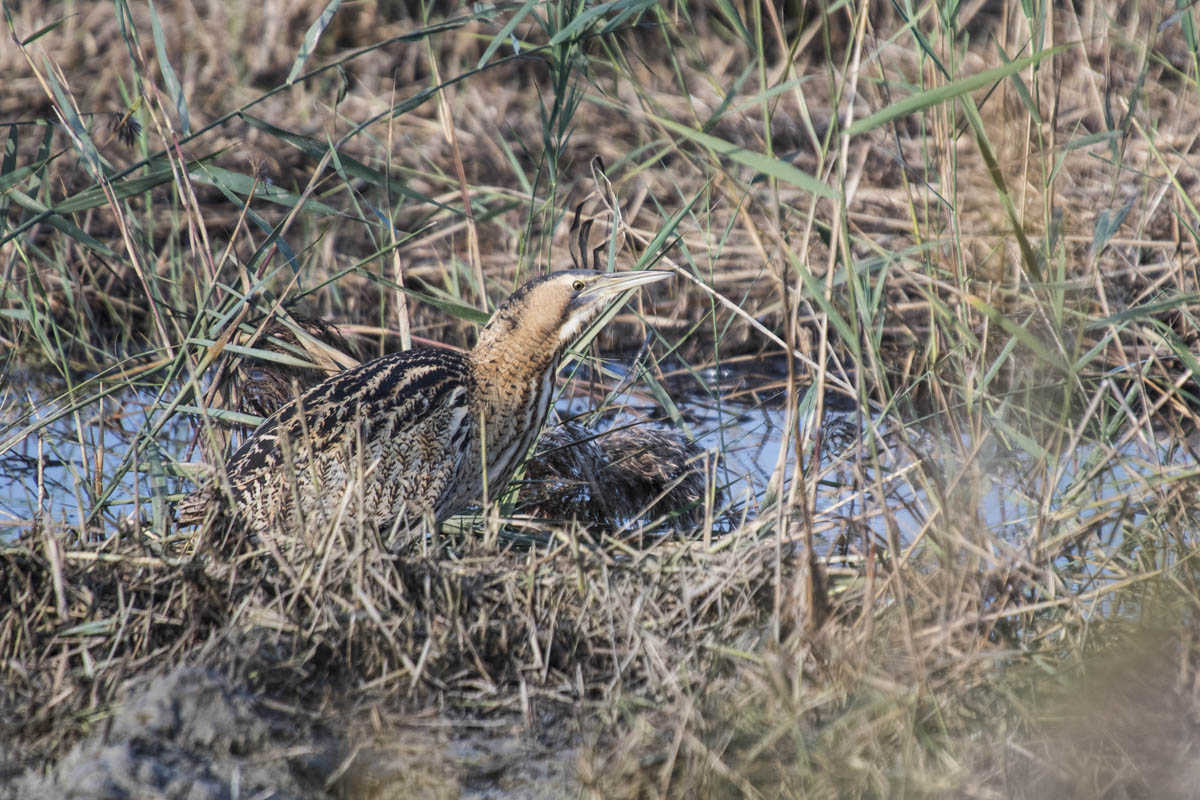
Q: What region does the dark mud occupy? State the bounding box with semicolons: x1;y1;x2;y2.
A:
9;667;577;800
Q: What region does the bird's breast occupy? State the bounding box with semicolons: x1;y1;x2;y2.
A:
474;361;558;492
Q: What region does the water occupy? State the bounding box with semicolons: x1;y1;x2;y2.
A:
0;377;196;534
0;361;798;537
3;361;1197;600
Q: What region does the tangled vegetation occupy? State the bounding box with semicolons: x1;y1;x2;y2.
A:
3;1;1200;797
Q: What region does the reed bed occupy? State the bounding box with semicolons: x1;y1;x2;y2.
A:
3;1;1200;797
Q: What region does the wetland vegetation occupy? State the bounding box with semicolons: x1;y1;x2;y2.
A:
3;1;1200;797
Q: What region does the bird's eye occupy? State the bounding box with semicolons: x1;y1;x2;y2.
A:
572;279;586;291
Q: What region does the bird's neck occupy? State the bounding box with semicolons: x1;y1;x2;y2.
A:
469;319;562;410
468;322;562;487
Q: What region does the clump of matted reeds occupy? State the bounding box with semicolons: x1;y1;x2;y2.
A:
197;506;799;707
1;495;806;775
520;420;723;533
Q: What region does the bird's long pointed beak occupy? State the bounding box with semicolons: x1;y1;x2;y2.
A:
584;269;673;299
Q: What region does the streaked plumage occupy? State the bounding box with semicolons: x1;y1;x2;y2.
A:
176;269;671;537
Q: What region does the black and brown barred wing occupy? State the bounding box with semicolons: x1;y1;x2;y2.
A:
176;348;478;534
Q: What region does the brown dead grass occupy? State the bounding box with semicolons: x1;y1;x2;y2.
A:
0;507;799;767
4;1;1200;797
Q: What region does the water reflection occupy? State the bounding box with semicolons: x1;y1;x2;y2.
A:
3;363;1196;599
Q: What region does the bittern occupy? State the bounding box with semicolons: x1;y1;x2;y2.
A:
176;269;672;536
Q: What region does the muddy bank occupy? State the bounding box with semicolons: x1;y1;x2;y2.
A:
10;666;577;800
11;668;334;800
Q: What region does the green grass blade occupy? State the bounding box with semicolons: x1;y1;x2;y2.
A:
547;0;656;46
147;0;190;134
40;54;108;175
16;13;76;45
648;113;836;199
478;0;537;69
288;0;344;84
188;163;346;218
846;43;1070;137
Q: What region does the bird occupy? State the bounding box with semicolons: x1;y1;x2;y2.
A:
175;269;672;539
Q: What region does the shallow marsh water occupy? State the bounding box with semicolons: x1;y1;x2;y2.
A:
0;362;793;536
2;361;1187;588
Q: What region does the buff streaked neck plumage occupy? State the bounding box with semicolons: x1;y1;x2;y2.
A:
469;271;582;403
466;269;673;420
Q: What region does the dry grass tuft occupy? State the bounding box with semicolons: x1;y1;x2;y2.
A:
1;504;803;773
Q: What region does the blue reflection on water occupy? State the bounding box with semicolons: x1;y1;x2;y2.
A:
3;364;1197;594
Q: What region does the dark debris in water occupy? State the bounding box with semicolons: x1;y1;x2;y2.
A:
520;421;722;533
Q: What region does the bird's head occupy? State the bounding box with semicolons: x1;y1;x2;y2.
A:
475;269;672;363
